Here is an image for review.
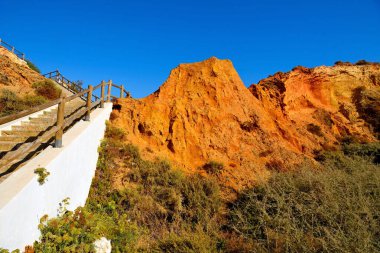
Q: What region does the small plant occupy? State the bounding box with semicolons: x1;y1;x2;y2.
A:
25;59;40;73
306;123;323;137
57;197;71;215
32;79;62;100
202;161;224;175
0;248;20;253
355;59;370;65
104;121;126;140
34;167;50;185
265;158;286;172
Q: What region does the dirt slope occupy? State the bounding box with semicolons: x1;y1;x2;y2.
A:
111;57;380;191
0;47;45;96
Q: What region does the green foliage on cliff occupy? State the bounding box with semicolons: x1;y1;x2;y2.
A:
32;123;380;252
228;142;380;252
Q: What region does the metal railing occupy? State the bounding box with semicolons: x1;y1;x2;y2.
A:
0;38;25;60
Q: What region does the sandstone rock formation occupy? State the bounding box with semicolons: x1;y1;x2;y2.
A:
111;57;380;191
0;47;44;96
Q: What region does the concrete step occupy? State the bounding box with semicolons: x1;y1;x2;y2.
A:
0;141;19;152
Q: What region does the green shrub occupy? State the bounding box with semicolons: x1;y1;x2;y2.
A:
202;161;224;175
355;59;370;65
228;144;380;252
23;95;47;107
307;123;323;137
35;124;222;251
155;231;220;253
33;124;379;252
32;79;62;100
25;59;40;73
34;168;50;185
104;121;126;140
34;207;140;252
0;89;47;117
0;89;25;116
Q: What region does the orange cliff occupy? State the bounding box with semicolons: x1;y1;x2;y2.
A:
0;47;45;96
111;57;380;191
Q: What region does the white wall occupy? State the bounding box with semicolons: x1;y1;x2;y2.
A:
0;103;113;251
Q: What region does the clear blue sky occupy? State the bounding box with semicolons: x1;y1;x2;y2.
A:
1;0;379;98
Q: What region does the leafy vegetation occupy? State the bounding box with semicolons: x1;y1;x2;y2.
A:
202;161;224;175
306;123;323;137
31;123;380;252
34;168;50;185
32;79;62;100
34;123;222;252
0;80;61;117
0;89;47;117
25;59;40;73
228;142;380;252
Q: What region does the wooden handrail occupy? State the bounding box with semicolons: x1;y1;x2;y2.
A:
112;83;121;89
0;77;130;174
66;88;89;102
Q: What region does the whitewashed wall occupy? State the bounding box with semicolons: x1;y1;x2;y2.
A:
0;103;113;251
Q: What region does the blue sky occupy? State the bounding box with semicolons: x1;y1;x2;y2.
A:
1;0;379;98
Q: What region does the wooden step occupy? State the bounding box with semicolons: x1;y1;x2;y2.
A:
29;117;56;123
1;130;43;137
0;135;30;142
0;141;19;152
21;121;52;127
12;125;50;131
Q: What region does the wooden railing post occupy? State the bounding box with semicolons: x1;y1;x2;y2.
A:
100;81;105;108
107;80;112;102
120;84;124;98
85;85;93;121
55;96;66;148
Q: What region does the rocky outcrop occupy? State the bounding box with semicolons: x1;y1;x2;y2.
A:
111;57;380;191
0;47;44;96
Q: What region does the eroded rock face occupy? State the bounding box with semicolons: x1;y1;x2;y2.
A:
112;57;379;191
0;47;44;96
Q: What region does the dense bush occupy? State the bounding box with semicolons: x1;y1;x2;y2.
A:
202;161;224;175
306;123;323;137
33;125;222;252
32;79;62;100
228;143;380;252
0;89;47;117
30;122;380;252
34;207;139;252
0;80;61;117
25;59;40;73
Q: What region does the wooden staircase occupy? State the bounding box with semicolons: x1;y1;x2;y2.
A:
0;99;85;153
0;69;127;179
